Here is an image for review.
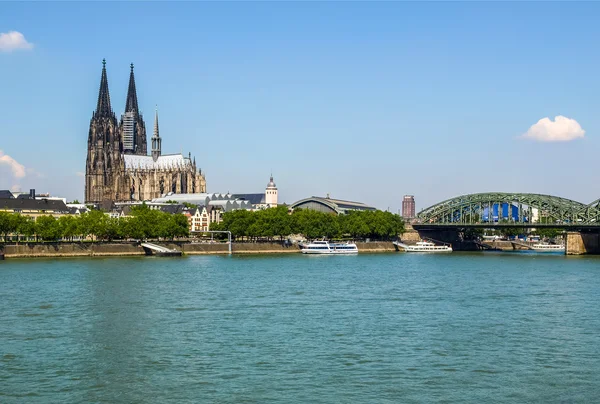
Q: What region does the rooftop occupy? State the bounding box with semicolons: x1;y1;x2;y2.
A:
290;196;377;214
124;153;192;170
0;198;69;212
0;190;15;199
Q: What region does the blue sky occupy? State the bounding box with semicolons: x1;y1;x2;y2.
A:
1;2;599;212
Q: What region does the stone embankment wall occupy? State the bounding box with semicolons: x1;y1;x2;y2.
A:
160;241;396;254
169;242;298;255
0;241;398;258
480;241;532;251
1;242;145;258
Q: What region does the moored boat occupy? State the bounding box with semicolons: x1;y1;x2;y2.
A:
393;240;453;253
301;240;358;254
531;243;565;252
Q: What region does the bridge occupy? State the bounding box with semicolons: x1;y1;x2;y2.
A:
410;193;600;254
414;193;600;229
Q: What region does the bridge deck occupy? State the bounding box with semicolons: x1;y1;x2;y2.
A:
413;223;600;230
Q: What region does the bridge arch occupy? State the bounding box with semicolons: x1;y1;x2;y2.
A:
417;192;588;225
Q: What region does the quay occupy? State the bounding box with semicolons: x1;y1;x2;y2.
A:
141;242;182;257
0;241;397;259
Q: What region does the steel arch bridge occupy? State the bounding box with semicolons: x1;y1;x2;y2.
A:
415;193;600;229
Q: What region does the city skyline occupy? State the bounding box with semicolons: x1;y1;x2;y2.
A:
1;2;600;212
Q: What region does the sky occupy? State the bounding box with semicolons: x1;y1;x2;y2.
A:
1;2;600;213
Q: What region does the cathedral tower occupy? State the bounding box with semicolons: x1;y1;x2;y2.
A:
120;63;147;155
85;59;127;204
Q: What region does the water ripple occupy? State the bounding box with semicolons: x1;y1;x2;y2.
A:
1;254;600;402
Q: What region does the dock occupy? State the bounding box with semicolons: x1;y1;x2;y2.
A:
141;242;183;257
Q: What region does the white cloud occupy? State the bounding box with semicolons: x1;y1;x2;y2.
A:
0;31;33;52
522;116;585;142
75;171;85;177
0;150;26;178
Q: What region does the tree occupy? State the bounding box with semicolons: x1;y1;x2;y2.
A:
36;216;61;241
58;215;79;241
102;217;122;241
16;215;35;242
87;210;108;241
171;214;190;238
534;216;563;239
497;220;521;238
0;212;20;241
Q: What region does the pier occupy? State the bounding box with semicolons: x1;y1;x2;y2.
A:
141;242;182;257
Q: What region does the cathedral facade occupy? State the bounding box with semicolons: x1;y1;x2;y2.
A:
85;60;206;204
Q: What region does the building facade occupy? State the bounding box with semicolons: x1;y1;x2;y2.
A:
85;60;206;204
402;195;415;219
186;206;212;232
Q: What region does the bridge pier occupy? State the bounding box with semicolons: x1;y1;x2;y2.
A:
565;232;600;255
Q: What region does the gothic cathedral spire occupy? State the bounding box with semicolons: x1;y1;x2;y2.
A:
151;106;162;161
125;63;139;113
96;59;112;117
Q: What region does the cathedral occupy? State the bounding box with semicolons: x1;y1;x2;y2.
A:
85;60;206;204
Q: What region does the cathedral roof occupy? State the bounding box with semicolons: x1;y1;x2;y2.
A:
124;153;192;170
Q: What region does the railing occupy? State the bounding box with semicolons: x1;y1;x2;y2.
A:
194;231;232;254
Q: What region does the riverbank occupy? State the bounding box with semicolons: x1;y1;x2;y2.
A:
0;241;397;259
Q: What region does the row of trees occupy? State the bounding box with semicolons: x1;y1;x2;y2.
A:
0;204;404;243
211;206;405;241
0;205;189;242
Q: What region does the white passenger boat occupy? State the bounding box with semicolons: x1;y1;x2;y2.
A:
301;240;358;254
394;240;453;253
531;243;565;252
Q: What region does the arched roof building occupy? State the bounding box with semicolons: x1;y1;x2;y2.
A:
290;196;376;215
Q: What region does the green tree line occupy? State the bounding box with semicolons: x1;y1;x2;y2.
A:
0;204;189;242
211;206;405;241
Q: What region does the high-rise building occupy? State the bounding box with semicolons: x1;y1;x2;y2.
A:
402;195;415;219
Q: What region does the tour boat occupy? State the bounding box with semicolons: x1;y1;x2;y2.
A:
301;240;358;254
394;240;453;253
531;243;565;252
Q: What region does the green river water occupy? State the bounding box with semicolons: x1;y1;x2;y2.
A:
1;252;599;403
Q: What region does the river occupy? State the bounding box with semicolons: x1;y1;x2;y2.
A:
1;253;599;403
